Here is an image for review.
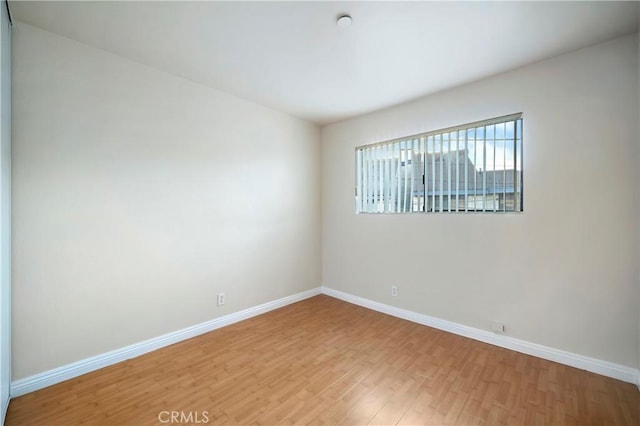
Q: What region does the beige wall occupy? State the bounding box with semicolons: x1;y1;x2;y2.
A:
322;34;640;368
12;23;321;380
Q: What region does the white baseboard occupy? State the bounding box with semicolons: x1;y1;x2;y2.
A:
321;286;639;386
10;287;322;397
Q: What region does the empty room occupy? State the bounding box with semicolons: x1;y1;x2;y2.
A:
0;1;639;425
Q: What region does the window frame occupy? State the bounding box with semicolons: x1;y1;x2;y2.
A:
355;113;524;214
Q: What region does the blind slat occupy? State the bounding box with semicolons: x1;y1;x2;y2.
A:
390;145;396;212
503;130;507;212
455;132;460;212
420;138;427;211
356;149;362;212
378;145;383;213
430;137;436;212
438;136;443;212
396;142;401;212
464;129;468;212
383;145;389;213
403;140;409;212
362;148;368;211
412;141;416;211
482;126;487;213
492;126;497;212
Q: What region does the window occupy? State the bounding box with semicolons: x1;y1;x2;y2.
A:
355;114;523;213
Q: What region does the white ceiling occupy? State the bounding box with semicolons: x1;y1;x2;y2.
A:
10;1;640;124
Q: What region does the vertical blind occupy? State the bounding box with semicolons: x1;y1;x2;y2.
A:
355;114;523;213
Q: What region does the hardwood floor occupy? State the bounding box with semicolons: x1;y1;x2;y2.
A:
6;295;639;425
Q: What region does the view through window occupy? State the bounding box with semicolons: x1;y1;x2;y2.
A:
355;114;523;213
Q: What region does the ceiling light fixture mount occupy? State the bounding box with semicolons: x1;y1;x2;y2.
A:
336;14;352;28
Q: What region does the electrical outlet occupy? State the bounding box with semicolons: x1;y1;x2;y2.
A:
391;285;398;297
217;293;225;306
491;321;505;333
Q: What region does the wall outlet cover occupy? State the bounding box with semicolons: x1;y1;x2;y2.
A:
491;321;505;333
